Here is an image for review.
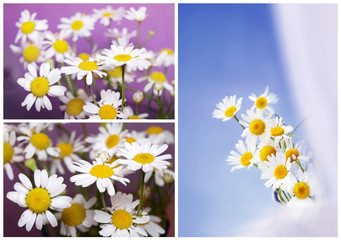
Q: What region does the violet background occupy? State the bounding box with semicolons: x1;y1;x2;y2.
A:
4;4;174;119
4;122;175;237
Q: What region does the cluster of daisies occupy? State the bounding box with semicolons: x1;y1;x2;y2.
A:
10;6;174;119
212;87;317;206
4;123;174;237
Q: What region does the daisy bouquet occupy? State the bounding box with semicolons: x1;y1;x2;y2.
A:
8;5;174;119
212;87;317;206
4;123;174;237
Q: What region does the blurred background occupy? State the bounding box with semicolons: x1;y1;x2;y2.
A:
179;4;337;237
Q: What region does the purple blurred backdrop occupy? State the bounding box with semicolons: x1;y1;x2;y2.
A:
4;122;175;236
4;4;174;119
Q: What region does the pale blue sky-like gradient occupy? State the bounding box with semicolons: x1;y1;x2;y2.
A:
179;4;307;237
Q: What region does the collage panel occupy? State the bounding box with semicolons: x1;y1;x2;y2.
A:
4;122;175;237
4;3;174;119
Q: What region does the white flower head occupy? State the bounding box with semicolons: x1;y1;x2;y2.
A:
138;71;173;94
43;31;74;63
267;116;293;144
59;90;93;119
137;207;165;237
158;48;174;67
249;86;279;114
105;27;137;42
125;7;147;22
283;138;311;164
144;168;175;187
93;6;126;26
146;126;174;145
226;139;257;172
104;66;136;90
212;95;243;122
255;136;281;165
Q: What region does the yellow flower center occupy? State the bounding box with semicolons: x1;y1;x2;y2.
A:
78;60;98;71
21;21;35;34
128;115;142;119
126;137;136;144
259;146;276;162
78;53;91;61
133;153;155;164
30;77;50;97
146;126;164;135
285;149;300;163
293;182;310;199
249;119;266;135
30;133;50;150
106;134;120;148
240;152;253;166
66;98;85;116
106;155;119;164
98;105;117;119
225;106;237;118
161;48;174;55
26;188;51;214
53;40;69;53
111;209;133;230
4;142;14;164
62;203;86;227
57;143;73;157
107;66;122;78
255;97;268;109
103;12;115;17
114;54;132;62
273;165;287;179
23;44;40;62
271;126;285;137
150;72;166;83
71;20;84;31
90;165;114;178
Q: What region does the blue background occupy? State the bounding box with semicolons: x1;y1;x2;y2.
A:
179;4;304;237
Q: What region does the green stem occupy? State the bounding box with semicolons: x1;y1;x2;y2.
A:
296;159;305;172
233;115;245;129
56;124;71;136
92;78;100;97
136;21;142;48
137;170;145;216
88;85;98;106
61;63;76;97
15;162;29;175
121;65;126;110
100;193;109;212
39;160;50;176
146;90;154;112
276;189;286;204
282;189;290;202
292;119;306;135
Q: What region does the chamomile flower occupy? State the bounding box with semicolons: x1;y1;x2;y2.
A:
226;139;257;172
259;152;293;190
138;71;174;93
17;123;59;161
93;6;126;26
144;168;175;187
59;90;93;119
212;95;243;122
105;27;137;42
83;89;125;120
100;45;151;72
121;106;149;120
58;12;96;42
255;136;280;164
85;123;128;158
283;138;311;163
117;141;172;173
94;192;149;237
249;86;279;114
105;66;135;90
3;126;24;180
61;57;106;85
43;31;73;63
15;10;48;44
50;131;85;175
267;116;293;144
137;208;165;237
55;194;97;237
6;169;72;232
17;63;66;112
146;126;174;145
159;48;174;67
125;7;148;22
240;109;272;144
70;154;129;196
125;130;148;145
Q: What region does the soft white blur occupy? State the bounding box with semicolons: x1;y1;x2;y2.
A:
240;4;337;237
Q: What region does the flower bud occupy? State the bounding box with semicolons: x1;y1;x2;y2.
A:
24;158;37;172
133;91;144;103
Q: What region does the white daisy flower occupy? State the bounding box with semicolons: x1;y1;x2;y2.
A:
58;12;96;42
55;194;97;237
3;126;24;180
226;139;257;172
158;48;174;67
125;130;148;145
100;45;151;72
17;123;59;161
17;63;66;112
267;116;293;144
120;106;149;120
125;7;147;22
51;131;86;175
146;126;174;145
259;152;293;190
6;169;72;232
93;6;126;26
70;154;129;196
255;136;281;164
138;71;174;94
85;123;128;158
14;10;48;44
105;66;135;90
283;138;311;163
105;27;137;42
61;57;106;85
83;89;124;120
43;31;73;63
240;109;272;144
144;168;175;187
94;192;149;237
59;90;93;119
137;208;165;237
212;95;243;122
249;86;279;114
133;90;144;103
117;141;172;173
